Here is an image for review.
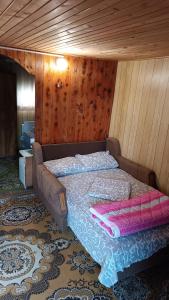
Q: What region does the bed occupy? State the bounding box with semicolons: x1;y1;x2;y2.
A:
32;138;169;287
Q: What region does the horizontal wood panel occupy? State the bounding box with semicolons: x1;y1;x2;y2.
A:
0;48;117;144
109;58;169;195
0;1;169;59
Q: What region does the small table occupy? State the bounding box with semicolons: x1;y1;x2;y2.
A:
19;149;33;188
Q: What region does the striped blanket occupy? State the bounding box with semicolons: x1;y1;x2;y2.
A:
90;190;169;238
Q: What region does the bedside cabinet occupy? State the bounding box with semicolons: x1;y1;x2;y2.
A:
19;149;33;188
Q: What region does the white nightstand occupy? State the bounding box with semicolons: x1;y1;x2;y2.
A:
19;149;33;188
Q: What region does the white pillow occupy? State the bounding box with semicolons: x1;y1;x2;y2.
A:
75;151;118;171
88;177;131;200
44;157;84;177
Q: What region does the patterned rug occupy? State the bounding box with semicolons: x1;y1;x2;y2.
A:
0;160;169;300
1;192;169;300
0;158;24;194
0;190;114;300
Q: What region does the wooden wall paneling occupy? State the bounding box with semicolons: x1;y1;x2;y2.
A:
35;53;44;143
77;57;90;141
117;62;134;155
69;56;84;141
109;57;169;195
128;61;153;164
137;60;159;166
145;61;167;169
14;50;25;67
125;61;149;159
110;61;133;152
159;126;169;191
90;58;99;140
147;62;169;170
0;48;25;73
109;62;122;138
69;56;81;142
128;61;148;160
24;51;36;75
57;60;70;143
66;56;79;141
51;56;63;143
63;58;71;142
48;55;55;144
85;58;97;141
89;58;99;141
42;55;53;144
91;58;104;141
63;56;72;142
51;58;59;143
153;67;169;181
95;59;116;140
0;48;117;145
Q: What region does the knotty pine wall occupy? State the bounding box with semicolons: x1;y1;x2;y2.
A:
109;58;169;194
0;48;117;144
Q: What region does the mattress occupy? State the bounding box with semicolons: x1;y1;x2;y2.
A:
59;168;169;287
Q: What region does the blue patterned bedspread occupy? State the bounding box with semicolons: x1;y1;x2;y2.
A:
59;169;169;287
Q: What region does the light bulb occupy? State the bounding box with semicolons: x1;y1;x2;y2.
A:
55;57;68;71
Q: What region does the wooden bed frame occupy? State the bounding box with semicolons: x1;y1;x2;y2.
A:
33;137;169;282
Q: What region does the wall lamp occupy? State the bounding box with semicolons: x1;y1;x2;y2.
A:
55;57;68;88
55;57;68;72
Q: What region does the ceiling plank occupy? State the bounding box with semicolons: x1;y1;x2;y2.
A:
1;0;109;43
0;0;50;34
0;0;169;60
0;0;32;28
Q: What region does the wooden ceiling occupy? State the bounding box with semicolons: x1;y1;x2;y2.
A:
0;0;169;60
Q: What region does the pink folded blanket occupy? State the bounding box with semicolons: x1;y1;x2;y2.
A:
89;190;169;238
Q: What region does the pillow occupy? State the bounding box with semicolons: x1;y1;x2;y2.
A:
87;177;131;200
44;157;84;177
75;151;118;171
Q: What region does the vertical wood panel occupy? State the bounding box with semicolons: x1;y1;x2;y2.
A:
109;57;169;195
0;48;117;145
35;53;44;142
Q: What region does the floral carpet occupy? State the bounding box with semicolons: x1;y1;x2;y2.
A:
0;190;114;300
0;160;169;300
0;158;24;194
